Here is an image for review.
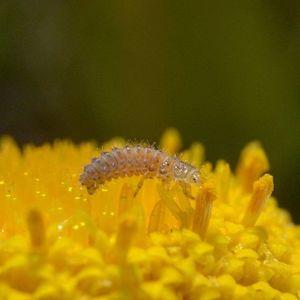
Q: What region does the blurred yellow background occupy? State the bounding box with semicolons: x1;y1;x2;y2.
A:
0;2;299;219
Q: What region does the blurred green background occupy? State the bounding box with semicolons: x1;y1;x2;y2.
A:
0;2;299;219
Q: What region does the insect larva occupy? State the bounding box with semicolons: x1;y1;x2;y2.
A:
80;146;200;195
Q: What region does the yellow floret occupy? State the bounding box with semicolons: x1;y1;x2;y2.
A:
0;129;299;299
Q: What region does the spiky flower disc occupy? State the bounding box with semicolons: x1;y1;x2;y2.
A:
0;129;300;300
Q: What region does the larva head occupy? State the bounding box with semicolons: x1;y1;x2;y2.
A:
173;161;200;185
186;168;200;185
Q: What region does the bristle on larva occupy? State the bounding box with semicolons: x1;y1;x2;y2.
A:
80;146;200;195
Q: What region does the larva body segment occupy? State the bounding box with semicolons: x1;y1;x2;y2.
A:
80;146;200;195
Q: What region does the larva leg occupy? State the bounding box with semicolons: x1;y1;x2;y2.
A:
180;182;195;200
133;177;145;198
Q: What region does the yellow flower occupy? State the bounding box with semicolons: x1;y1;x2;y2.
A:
0;129;300;299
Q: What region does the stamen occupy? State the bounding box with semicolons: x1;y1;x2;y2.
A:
189;142;205;168
181;142;205;168
113;216;137;264
199;163;213;184
157;183;183;226
27;209;46;250
216;160;231;202
160;128;182;154
118;183;135;216
192;182;216;238
148;200;167;233
242;174;274;227
236;142;269;193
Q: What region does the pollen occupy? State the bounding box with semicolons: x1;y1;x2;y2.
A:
0;130;300;299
